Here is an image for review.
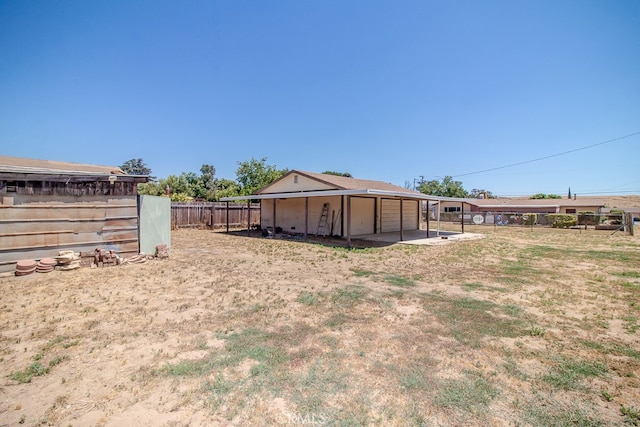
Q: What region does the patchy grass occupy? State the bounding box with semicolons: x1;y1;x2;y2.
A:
2;226;640;426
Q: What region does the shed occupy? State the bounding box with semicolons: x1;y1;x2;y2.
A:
0;156;149;273
221;170;464;245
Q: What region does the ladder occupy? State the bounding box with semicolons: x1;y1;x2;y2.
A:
316;203;330;236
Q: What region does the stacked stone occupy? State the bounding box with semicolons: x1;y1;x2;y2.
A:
15;259;37;276
36;258;57;273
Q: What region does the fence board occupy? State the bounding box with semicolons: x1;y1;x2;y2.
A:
171;202;260;229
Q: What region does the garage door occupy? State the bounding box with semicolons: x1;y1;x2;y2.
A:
381;199;418;232
351;197;375;235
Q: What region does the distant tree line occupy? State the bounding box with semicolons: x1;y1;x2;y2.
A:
413;176;495;199
125;158;557;201
122;157;288;202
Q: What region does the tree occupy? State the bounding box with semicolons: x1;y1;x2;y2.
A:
121;158;156;181
469;188;495;199
322;171;352;177
417;176;468;198
214;178;240;200
235;157;287;196
530;193;561;199
200;164;217;200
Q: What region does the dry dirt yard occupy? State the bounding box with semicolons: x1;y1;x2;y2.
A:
1;225;639;426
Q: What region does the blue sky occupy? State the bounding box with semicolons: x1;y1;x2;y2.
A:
1;0;638;196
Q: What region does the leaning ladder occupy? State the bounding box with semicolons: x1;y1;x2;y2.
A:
316;203;330;236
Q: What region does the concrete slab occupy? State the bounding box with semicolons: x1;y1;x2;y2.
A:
355;229;485;246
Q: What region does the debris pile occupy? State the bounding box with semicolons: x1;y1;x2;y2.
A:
12;243;170;276
55;251;81;271
155;244;169;258
83;248;122;268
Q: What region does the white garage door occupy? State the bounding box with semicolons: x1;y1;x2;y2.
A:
351;197;375;235
381;199;418;232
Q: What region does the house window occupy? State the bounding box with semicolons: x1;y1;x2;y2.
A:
294;175;299;184
6;181;17;193
566;208;576;214
444;206;461;213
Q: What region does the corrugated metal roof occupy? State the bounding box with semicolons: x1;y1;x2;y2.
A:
0;156;125;175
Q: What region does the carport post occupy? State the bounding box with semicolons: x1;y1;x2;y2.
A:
304;197;308;239
436;201;441;237
400;198;404;242
426;201;430;238
461;201;465;234
273;198;277;233
247;199;251;236
346;195;352;248
226;201;229;233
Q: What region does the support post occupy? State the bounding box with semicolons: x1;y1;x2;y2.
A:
436;201;441;237
273;198;277;233
426;201;430;238
346;195;352;248
304;197;309;239
247;199;251;236
226;201;230;233
400;198;404;242
461;202;465;233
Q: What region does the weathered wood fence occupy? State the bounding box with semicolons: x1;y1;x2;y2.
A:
171;202;260;230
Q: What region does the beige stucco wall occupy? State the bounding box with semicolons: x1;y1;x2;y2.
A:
260;195;421;237
261;174;335;194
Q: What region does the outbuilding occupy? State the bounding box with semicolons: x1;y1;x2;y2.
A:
0;156;150;273
221;170;460;245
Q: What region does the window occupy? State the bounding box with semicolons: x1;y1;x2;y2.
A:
566;208;576;214
6;181;17;193
294;175;298;184
444;206;461;213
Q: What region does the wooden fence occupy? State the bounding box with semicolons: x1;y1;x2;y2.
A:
171;202;260;230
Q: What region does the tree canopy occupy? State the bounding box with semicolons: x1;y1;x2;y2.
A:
322;171;352;177
121;158;156;181
235;157;287;196
417;176;468;198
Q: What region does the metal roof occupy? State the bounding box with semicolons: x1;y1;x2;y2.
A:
0;155;125;175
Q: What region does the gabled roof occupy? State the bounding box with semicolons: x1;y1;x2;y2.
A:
221;170;467;202
258;170;419;194
0;156;125;175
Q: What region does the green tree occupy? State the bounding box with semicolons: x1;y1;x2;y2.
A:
469;188;495;199
322;171;353;177
530;193;561;199
200;164;217;201
236;157;287;196
121;158;156;181
214;178;240;200
418;176;468;198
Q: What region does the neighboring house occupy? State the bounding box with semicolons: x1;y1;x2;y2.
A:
0;156;150;273
221;170;457;245
435;197;605;225
438;197;605;215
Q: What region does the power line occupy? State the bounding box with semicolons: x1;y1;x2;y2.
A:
452;131;640;178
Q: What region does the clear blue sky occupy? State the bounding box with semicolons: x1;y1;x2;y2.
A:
1;0;638;196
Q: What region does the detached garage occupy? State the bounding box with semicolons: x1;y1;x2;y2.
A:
222;170;441;246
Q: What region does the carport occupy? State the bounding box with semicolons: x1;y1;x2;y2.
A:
220;170;471;246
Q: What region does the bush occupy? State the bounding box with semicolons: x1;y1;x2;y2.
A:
577;211;601;226
546;214;577;228
522;213;538;226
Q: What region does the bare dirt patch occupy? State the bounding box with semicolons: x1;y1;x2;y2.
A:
1;226;639;426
